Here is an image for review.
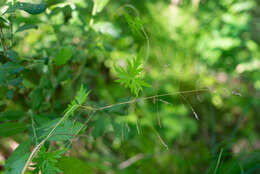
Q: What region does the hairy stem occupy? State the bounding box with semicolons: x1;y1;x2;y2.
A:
22;105;79;174
81;88;209;111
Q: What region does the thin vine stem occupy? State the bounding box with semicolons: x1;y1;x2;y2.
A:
112;4;150;66
22;105;79;174
80;88;209;111
22;88;208;174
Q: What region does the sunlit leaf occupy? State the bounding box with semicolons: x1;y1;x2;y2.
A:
94;0;109;13
54;46;73;65
93;21;120;37
114;50;150;96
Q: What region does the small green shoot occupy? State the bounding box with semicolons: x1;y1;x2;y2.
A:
114;50;150;96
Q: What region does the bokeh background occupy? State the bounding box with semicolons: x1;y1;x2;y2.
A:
0;0;260;173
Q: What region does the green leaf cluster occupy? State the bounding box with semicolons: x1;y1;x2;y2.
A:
124;12;143;37
32;146;65;174
65;85;90;118
114;50;149;96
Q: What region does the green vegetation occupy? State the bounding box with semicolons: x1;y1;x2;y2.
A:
0;0;260;173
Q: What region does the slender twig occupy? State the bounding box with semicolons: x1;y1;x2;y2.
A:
112;4;150;65
0;89;208;136
214;148;224;174
118;153;144;169
22;88;208;173
80;88;209;112
30;113;38;145
22;105;79;174
66;111;95;149
179;94;199;120
124;4;150;65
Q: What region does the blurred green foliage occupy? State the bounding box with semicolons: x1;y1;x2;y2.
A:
0;0;260;173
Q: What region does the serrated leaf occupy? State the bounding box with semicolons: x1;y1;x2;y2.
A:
75;85;90;105
5;140;31;174
64;85;90;119
0;122;27;137
33;119;85;141
16;24;38;32
124;12;143;37
114;50;149;96
5;2;46;15
33;146;65;174
54;46;73;65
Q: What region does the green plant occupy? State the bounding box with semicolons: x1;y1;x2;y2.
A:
1;0;259;174
114;50;150;96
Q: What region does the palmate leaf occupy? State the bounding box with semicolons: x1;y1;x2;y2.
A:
64;85;90;118
124;12;143;37
32;146;65;174
114;50;150;96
